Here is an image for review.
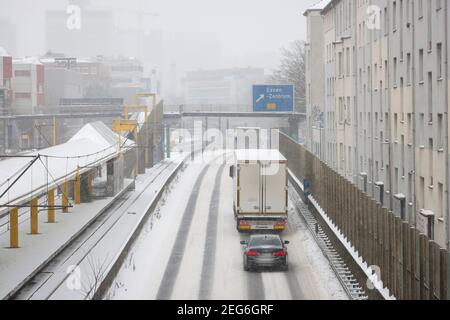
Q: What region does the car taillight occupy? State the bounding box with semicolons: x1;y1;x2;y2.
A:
273;250;287;257
239;220;251;229
245;250;260;257
274;220;286;229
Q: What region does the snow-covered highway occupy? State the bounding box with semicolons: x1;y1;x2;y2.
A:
105;152;348;300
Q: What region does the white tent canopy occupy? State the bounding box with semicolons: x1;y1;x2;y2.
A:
0;122;134;209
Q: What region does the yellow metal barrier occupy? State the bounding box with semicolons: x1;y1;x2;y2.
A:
62;181;69;213
30;197;39;234
48;188;55;223
74;168;81;205
10;207;19;248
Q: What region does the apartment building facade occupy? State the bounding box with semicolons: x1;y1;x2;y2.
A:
304;6;326;159
305;0;450;249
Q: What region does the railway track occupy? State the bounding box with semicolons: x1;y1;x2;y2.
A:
289;186;368;300
9;158;181;300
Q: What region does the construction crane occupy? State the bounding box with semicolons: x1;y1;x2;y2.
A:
116;0;160;60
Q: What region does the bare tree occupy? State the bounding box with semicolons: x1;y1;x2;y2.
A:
80;253;110;300
269;40;306;113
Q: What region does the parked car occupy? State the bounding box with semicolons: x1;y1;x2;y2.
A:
240;234;289;271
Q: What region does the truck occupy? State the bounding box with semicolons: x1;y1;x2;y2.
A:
229;149;288;232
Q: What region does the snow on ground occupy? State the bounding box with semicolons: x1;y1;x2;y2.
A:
106;151;349;300
287;205;349;300
105;161;208;299
0;179;134;299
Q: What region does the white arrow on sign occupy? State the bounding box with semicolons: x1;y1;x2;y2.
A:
256;94;265;103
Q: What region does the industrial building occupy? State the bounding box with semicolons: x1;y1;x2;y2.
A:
182;67;266;110
12;57;45;114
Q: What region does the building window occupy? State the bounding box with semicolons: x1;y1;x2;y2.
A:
429;138;434;186
419;49;424;82
428;72;433;122
394;113;398;140
427;0;432;51
406;0;411;26
14;70;31;77
347;96;351;123
438;183;443;219
419;113;425;145
384;7;389;35
437;43;443;79
437;114;444;149
420;176;425;209
407;113;412;144
406;53;411;84
384;60;388;85
418;0;424;18
393;57;398;86
15;92;31;99
346;48;350;77
393;1;397;31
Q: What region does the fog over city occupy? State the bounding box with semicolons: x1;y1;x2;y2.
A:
0;0;317;85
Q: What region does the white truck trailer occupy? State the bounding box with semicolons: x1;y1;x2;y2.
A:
229;149;288;232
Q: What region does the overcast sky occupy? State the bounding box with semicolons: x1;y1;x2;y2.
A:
0;0;322;70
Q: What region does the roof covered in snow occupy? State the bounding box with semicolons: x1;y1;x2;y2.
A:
13;57;43;65
304;0;331;15
0;122;134;209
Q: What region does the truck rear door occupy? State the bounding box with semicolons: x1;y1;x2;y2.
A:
238;161;261;214
261;161;287;214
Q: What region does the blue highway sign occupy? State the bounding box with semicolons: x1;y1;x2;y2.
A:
252;84;294;112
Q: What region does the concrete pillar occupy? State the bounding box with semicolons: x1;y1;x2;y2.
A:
30;197;39;234
62;181;69;213
10;207;19;248
47;188;55;223
165;125;170;159
80;170;93;203
74;168;81;205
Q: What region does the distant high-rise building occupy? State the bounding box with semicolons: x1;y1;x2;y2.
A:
182;67;266;109
0;18;18;57
45;9;114;57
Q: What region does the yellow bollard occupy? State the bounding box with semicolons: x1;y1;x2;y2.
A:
30;197;39;234
74;168;81;205
48;188;55;223
62;181;69;213
10;207;19;248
